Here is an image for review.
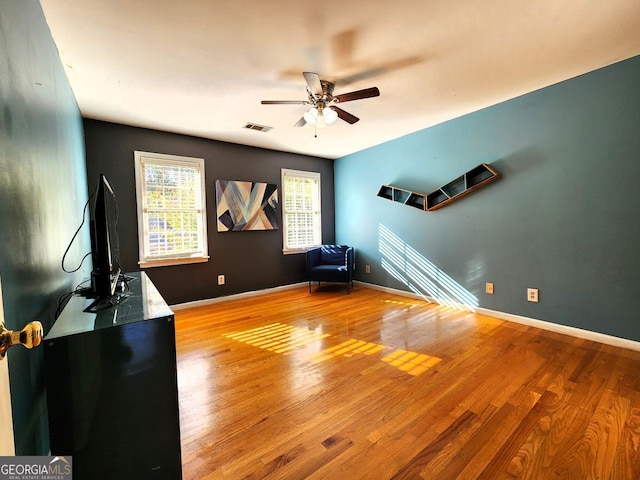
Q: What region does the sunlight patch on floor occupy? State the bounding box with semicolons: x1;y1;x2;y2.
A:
381;349;442;376
306;339;441;377
222;323;330;354
223;323;442;377
382;298;422;308
305;339;387;363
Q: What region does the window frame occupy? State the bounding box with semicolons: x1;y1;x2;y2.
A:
281;168;322;255
134;151;209;268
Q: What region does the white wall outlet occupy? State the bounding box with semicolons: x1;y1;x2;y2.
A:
365;265;371;274
527;288;539;303
218;274;225;285
485;282;494;294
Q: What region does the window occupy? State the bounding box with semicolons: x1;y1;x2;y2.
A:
281;168;321;254
134;151;208;268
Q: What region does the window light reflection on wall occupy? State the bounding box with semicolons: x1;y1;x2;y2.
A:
379;224;479;311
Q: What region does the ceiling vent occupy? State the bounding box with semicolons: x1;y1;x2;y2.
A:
244;122;272;133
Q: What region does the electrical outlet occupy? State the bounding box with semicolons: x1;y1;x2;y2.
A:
485;282;494;294
527;288;539;303
365;265;371;274
218;274;225;285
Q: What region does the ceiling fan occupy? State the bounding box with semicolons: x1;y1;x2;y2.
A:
261;72;380;128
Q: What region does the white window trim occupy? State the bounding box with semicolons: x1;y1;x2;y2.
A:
134;151;209;268
281;168;321;255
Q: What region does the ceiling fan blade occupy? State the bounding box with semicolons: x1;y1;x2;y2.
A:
334;87;380;103
261;100;308;105
303;72;323;96
334;56;423;85
332;106;359;124
294;116;307;127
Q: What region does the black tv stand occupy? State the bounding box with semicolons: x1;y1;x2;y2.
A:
83;290;130;313
81;273;138;312
44;272;182;479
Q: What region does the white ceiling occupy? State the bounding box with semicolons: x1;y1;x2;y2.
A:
40;0;640;160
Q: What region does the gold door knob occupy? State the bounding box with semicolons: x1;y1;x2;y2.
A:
0;321;43;359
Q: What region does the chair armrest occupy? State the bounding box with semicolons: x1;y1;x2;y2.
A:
346;247;355;280
306;247;322;273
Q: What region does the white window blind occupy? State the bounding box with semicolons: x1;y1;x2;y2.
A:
134;151;208;268
281;169;321;253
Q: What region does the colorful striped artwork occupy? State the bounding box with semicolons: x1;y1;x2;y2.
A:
216;180;279;231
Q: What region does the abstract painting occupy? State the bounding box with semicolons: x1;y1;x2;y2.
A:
216;180;279;231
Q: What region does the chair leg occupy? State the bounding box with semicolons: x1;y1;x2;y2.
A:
308;281;312;293
347;279;354;294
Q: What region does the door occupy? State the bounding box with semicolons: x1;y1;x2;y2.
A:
0;275;16;455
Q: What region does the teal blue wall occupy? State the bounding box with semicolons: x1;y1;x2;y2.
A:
0;1;89;453
335;56;640;341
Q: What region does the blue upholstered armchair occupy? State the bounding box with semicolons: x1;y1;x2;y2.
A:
306;245;355;294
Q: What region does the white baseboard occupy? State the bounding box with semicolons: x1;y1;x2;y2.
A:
351;280;418;299
355;281;640;352
172;280;640;352
474;307;640;352
170;282;307;311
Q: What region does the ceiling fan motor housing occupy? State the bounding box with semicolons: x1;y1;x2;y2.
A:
308;80;335;105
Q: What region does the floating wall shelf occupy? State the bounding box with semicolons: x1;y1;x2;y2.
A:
377;163;500;212
376;185;426;211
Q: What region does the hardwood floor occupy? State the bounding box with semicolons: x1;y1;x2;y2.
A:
175;284;640;479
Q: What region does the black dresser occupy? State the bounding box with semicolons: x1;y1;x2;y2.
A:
44;272;182;479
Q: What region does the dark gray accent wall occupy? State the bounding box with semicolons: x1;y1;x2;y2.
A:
1;0;90;454
335;55;640;342
83;120;335;305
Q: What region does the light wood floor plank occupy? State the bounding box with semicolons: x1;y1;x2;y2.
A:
176;285;640;479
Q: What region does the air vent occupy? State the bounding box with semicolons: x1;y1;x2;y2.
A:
243;122;272;133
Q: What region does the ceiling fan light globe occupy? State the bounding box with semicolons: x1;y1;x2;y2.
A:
323;107;338;125
303;108;318;125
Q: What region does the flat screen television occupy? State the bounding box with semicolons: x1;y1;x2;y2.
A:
89;173;122;301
